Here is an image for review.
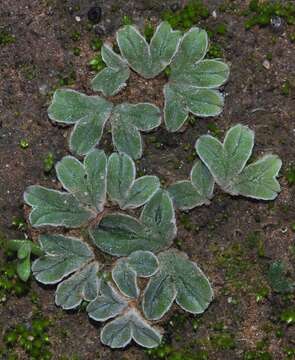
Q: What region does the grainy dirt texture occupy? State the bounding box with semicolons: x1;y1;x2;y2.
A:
0;0;295;359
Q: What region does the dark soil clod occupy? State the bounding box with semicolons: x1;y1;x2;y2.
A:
87;6;102;24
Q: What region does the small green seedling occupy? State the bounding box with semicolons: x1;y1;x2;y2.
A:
245;0;295;30
3;317;52;360
20;139;29;149
161;0;209;30
196;124;282;200
48;22;230;159
7;239;43;281
122;15;133;26
268;261;294;294
0;260;30;300
12;217;26;230
168;124;282;210
90;37;103;51
25;150;160;227
43;152;54;173
23;149;212;348
164;28;229;131
280;309;295;325
144;22;154;41
88;54;105;72
286;166;295;185
0;28;15;46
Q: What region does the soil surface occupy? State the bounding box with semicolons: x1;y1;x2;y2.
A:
0;0;295;359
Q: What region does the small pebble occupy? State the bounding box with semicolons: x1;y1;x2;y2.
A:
39;84;49;96
94;24;105;36
212;10;217;19
271;16;283;32
170;3;180;12
263;59;271;70
87;6;102;23
75;16;81;22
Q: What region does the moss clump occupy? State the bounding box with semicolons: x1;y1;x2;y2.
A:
284;348;295;359
146;343;173;359
20;63;39;81
11;217;26;231
88;53;105;72
214;243;252;289
219;2;240;14
207;43;224;58
43;152;54;174
243;339;274;359
57;69;76;87
19;139;29;149
286;166;295;186
212;231;270;298
90;37;102;51
0;260;30;302
72;47;81;56
144;21;155;41
207;123;222;138
161;0;209;31
214;23;228;36
146;342;209;360
243;350;273;360
245;1;295;29
267;260;294;294
254;287;269;303
211;332;236;350
0;28;15;46
246;231;265;258
0;238;30;302
1;317;52;360
70;30;81;42
179;214;194;231
280;308;295;325
122;15;133;26
281;80;291;96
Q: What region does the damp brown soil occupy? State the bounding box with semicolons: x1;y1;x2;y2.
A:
0;0;295;359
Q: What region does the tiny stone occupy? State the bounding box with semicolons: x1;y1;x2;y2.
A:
212;10;217;18
87;6;102;24
170;3;180;12
39;84;49;96
75;16;81;22
94;24;105;36
263;59;270;70
271;16;282;31
47;7;54;16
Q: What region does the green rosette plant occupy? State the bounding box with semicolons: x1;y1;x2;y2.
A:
48;22;229;159
23;151;213;349
4;21;283;352
168;124;282;210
